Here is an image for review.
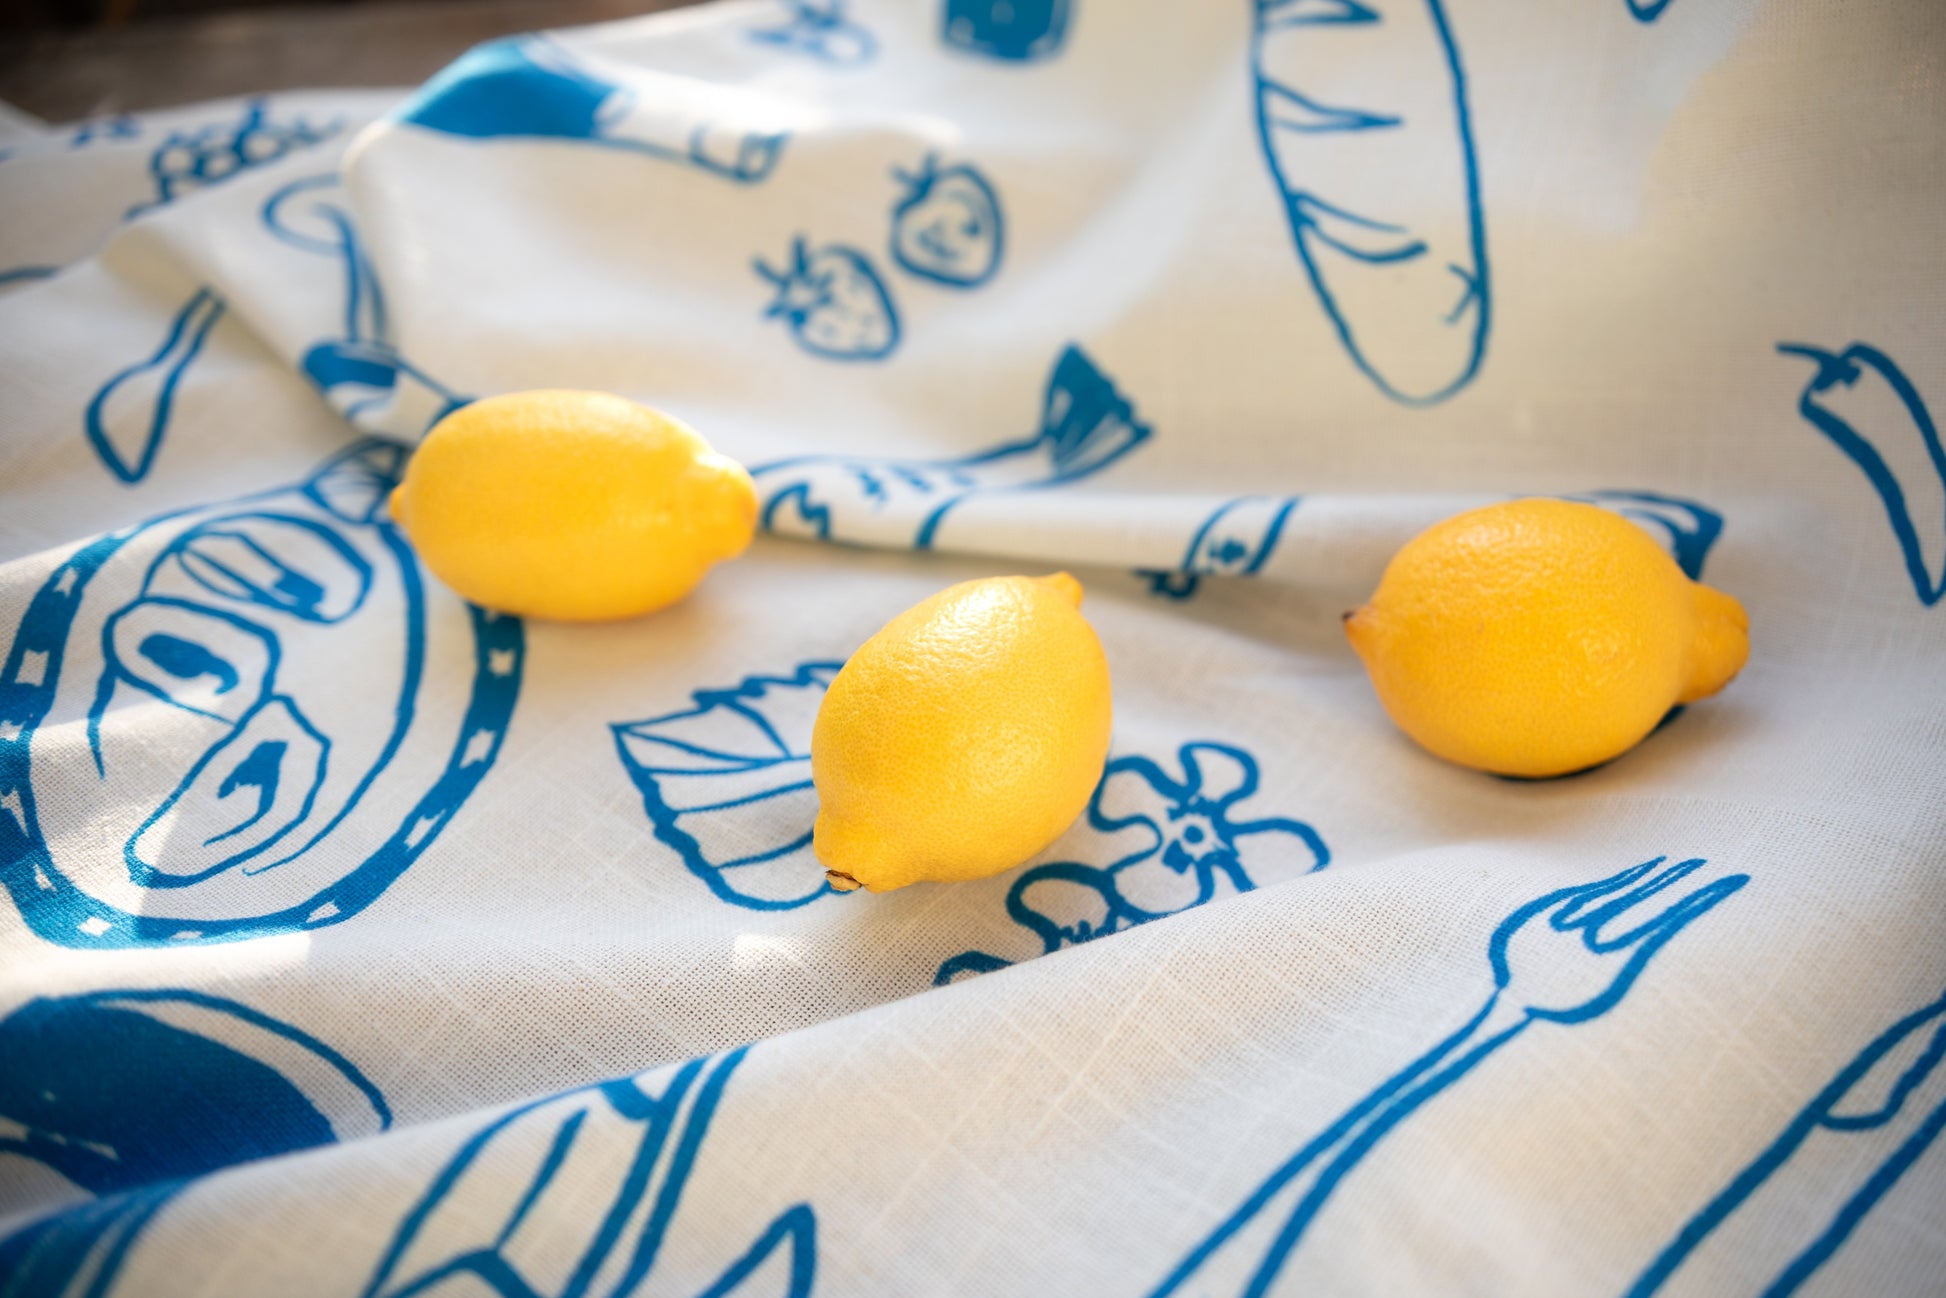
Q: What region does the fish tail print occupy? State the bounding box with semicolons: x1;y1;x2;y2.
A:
84;287;226;484
1252;0;1490;404
1780;341;1946;605
1038;344;1152;479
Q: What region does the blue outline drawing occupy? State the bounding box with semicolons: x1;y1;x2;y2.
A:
755;237;901;362
1779;341;1945;606
1628;0;1675;22
0;988;388;1298
363;1047;815;1298
1626;986;1946;1297
263;173;470;431
68;115;140;148
752;343;1150;548
1251;0;1490;405
938;742;1327;983
942;0;1073;62
396;36;788;184
130;98;342;219
83;286;226;485
888;154;1004;289
0;438;525;947
1142;497;1301;599
0;266;60;290
748;1;877;66
1151;857;1747;1296
611;661;844;912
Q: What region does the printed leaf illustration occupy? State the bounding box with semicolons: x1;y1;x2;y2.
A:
1251;0;1490;404
1780;341;1945;606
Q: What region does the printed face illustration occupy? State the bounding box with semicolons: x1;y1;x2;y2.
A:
889;156;1003;288
0;442;522;946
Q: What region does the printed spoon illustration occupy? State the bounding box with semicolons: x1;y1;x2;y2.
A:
1779;341;1945;606
83;287;226;484
1252;0;1490;405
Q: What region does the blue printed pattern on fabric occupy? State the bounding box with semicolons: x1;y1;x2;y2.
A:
888;154;1004;289
1142;497;1301;599
755;238;902;362
131;99;343;218
1251;0;1490;405
748;1;878;66
1627;987;1946;1297
612;662;843;912
1151;857;1747;1296
84;287;226;485
1780;341;1945;606
937;742;1327;983
263;174;470;431
0;989;388;1298
754;343;1149;547
942;0;1073;62
0;440;524;947
396;36;788;184
363;1048;815;1298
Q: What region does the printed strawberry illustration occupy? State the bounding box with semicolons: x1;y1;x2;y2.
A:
755;236;901;360
888;154;1004;288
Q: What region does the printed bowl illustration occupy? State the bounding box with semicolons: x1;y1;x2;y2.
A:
612;662;842;910
889;154;1004;288
1251;0;1490;404
0;440;523;947
755;237;901;361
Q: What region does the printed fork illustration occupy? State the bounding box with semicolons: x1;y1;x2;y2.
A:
1153;857;1748;1298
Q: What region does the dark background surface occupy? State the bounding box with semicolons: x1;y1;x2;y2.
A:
0;0;703;123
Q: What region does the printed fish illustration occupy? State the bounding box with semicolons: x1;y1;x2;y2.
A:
1251;0;1490;405
748;0;878;66
942;0;1073;62
612;662;842;911
888;153;1004;288
395;36;788;184
1145;496;1300;598
755;237;901;361
1779;341;1945;606
83;287;226;484
0;989;388;1298
363;1049;815;1298
754;343;1151;549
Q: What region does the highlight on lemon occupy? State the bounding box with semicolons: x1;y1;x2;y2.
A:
389;389;757;621
1344;498;1749;778
811;572;1113;893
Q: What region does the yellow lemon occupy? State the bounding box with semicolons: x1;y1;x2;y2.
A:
389;390;756;621
1345;498;1749;778
812;573;1113;892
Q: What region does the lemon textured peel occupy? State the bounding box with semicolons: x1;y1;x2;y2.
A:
389;389;757;621
812;572;1113;893
1344;498;1749;779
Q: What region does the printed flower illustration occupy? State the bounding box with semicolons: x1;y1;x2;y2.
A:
937;742;1328;982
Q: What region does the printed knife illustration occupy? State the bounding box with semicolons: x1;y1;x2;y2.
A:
1251;0;1490;405
1779;341;1945;606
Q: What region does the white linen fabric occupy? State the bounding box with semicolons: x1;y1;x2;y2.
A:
1;1;1942;1295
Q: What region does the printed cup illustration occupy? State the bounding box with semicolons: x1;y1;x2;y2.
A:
1780;341;1945;606
753;343;1150;548
942;0;1073;62
1252;0;1490;404
889;154;1004;288
396;36;790;183
0;440;523;947
756;237;901;360
612;663;841;910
